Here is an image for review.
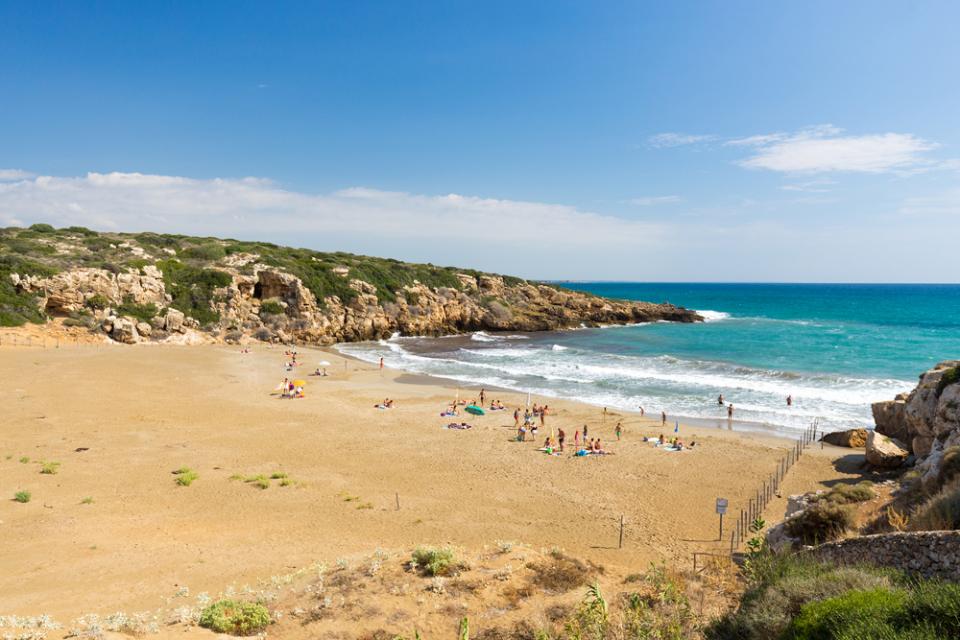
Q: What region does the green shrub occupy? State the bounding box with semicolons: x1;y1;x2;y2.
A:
412;546;457;576
19;456;29;463
116;296;158;322
28;223;55;233
14;490;31;503
80;496;94;504
936;366;960;397
85;293;111;310
244;474;270;489
785;501;855;544
705;555;893;640
63;226;98;237
784;582;960;639
198;600;270;635
156;259;231;325
181;243;226;261
259;299;285;315
173;467;199;486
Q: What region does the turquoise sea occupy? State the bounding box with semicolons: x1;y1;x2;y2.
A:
338;284;960;435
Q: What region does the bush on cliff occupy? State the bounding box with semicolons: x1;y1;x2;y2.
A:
785;501;856;544
156;259;231;324
911;478;960;531
814;481;875;505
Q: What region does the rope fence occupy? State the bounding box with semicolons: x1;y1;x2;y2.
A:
728;418;820;554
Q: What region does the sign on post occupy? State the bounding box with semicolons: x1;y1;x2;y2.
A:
716;497;728;539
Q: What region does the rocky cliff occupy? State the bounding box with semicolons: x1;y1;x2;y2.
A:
1;226;701;345
872;361;960;486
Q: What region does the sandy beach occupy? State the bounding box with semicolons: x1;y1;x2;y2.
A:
0;343;860;629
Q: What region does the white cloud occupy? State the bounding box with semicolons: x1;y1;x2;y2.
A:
0;169;35;181
0;171;666;251
779;179;836;193
647;132;716;148
731;125;939;174
627;195;682;206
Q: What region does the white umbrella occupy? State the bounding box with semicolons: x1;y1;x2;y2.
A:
318;360;331;366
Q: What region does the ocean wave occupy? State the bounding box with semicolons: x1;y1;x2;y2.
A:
470;331;500;342
697;309;731;322
337;336;912;434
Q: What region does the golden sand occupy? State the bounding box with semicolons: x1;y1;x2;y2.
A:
0;344;857;624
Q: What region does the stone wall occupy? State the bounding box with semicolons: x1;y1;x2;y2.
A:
810;531;960;581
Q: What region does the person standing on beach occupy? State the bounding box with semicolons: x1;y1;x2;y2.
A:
514;407;520;428
480;388;486;406
379;357;384;373
558;428;565;452
540;405;547;427
638;405;645;417
615;422;622;440
661;410;667;426
574;429;581;450
583;423;589;441
727;404;734;418
786;395;793;407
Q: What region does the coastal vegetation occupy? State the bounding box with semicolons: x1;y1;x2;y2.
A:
198;600;270;635
706;554;960;640
14;490;31;503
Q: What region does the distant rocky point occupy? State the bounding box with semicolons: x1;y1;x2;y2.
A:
1;224;701;345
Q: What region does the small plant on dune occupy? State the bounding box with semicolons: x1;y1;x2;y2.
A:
243;474;270;490
14;490;31;503
80;496;94;505
269;472;287;480
198;600;270;635
279;478;292;487
412;547;458;577
19;456;30;464
173;467;199;487
39;461;61;475
458;617;470;640
528;550;595;593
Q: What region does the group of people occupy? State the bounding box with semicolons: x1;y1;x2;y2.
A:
645;432;696;451
278;377;304;399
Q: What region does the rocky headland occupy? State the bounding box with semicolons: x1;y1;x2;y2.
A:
1;225;701;345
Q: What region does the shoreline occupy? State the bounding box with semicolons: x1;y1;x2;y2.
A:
330;342;827;445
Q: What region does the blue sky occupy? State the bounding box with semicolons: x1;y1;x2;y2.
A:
1;1;958;281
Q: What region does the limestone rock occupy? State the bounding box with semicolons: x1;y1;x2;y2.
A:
164;308;185;333
821;428;868;448
866;431;909;469
111;318;140;344
136;321;153;337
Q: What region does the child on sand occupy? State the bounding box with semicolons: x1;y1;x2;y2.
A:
615;422;622;440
